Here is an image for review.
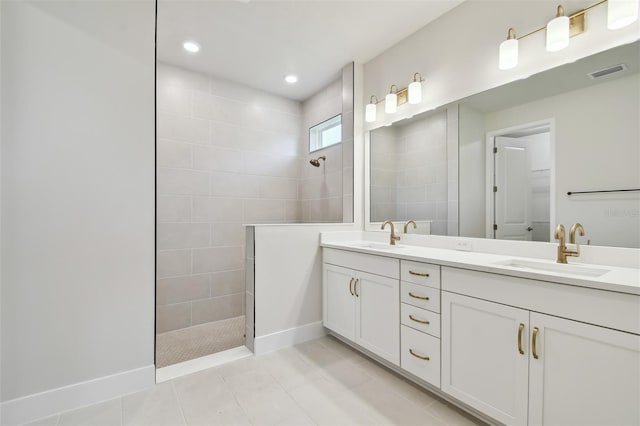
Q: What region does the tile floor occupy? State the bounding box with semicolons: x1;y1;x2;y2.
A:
27;336;485;426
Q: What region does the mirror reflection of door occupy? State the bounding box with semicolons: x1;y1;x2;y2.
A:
492;126;551;242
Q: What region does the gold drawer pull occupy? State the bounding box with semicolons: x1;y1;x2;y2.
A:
532;327;540;359
409;292;429;301
354;278;359;297
518;323;525;355
349;278;355;296
409;314;430;325
409;270;430;277
409;349;430;361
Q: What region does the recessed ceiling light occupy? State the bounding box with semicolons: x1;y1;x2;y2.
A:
284;75;298;84
183;41;200;53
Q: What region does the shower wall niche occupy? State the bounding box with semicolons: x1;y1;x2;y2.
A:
156;62;353;351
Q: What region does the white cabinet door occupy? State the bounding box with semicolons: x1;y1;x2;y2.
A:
323;264;356;341
442;292;529;425
529;313;640;426
356;270;400;365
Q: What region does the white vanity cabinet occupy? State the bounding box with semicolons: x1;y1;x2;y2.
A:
442;267;640;426
323;248;400;365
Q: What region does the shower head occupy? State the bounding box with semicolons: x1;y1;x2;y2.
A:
309;156;326;167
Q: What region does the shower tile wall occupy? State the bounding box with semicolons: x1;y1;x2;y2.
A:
299;79;344;222
370;111;450;234
156;63;302;333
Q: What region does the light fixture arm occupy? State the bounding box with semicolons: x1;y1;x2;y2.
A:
389;84;398;94
413;72;424;82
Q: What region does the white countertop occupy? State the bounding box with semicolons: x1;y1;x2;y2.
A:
321;239;640;296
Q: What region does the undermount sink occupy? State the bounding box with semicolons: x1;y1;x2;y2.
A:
496;258;610;277
356;242;406;250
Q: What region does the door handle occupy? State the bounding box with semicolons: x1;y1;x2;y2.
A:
527;226;533;231
518;323;525;355
354;278;359;297
349;278;354;296
532;327;540;359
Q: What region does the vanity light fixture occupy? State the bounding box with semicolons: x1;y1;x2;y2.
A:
365;95;378;123
408;73;424;104
366;72;425;123
546;5;570;52
498;0;639;70
182;41;200;53
385;85;399;114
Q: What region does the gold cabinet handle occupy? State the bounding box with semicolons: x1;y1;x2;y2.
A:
349;278;354;296
518;323;525;355
409;270;430;277
354;278;359;297
409;349;430;361
532;327;540;359
409;292;429;301
409;314;430;325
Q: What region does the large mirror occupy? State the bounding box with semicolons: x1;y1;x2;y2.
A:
368;40;639;248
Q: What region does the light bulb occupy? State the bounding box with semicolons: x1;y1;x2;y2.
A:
183;41;200;53
608;0;639;29
499;28;518;70
408;81;422;104
385;93;397;114
365;103;377;123
546;6;570;52
499;39;519;70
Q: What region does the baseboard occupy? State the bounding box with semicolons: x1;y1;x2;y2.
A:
1;365;155;426
254;321;327;355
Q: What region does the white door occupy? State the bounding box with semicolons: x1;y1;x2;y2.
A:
494;136;532;241
323;264;356;340
355;270;400;365
442;292;529;425
529;313;640;426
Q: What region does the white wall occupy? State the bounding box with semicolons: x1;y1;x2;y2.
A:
1;1;155;423
484;73;640;248
363;0;639;129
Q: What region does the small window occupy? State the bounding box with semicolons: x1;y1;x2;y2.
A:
309;114;342;152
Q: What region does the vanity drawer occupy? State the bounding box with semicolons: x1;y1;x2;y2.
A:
401;325;440;387
401;303;440;338
323;248;399;279
401;260;440;289
401;282;440;313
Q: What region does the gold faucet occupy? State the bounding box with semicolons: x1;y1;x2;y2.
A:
404;220;417;234
381;220;401;245
569;223;585;244
554;224;582;264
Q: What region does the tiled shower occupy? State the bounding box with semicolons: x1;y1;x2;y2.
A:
155;63;350;366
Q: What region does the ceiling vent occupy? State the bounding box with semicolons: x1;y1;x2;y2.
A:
588;63;628;79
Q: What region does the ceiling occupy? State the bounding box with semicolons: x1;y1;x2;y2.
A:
156;0;464;101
